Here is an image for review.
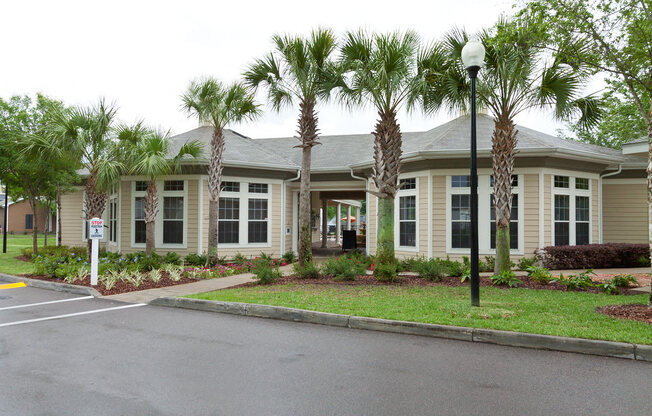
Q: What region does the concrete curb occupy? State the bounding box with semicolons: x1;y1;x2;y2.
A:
149;296;652;363
0;273;101;297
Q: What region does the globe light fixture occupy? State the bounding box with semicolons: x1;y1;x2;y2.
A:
461;36;485;307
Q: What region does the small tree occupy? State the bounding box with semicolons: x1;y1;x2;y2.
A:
181;79;260;264
117;124;202;254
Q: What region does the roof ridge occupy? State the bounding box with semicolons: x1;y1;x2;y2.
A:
229;128;299;168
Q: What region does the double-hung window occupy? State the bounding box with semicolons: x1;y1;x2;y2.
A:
450;175;471;249
109;196;118;244
396;178;417;248
133;181;147;245
132;180;187;247
553;175;591;246
218;180;271;246
490;175;519;250
162;181;185;245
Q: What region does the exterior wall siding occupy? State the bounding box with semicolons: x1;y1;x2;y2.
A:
432;176;446;258
523;174;539;257
602;181;648;243
60;189;85;247
543;174;551;247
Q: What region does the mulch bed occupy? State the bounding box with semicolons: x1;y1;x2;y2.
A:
234;273;644;295
20;272;207;296
596;304;652;324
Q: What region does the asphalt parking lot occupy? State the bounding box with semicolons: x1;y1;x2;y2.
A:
1;284;651;416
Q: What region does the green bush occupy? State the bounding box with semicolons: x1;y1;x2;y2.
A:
54;263;81;279
282;251;296;264
374;262;399;282
293;261;320;279
518;256;537;270
483;256;495;272
611;274;639;287
490;270;522;287
552;270;595;290
163;251;181;265
460;267;471;283
596;279;620;295
526;266;553;284
441;257;464;277
138;252;163;271
397;256;423;272
69;246;88;258
184;253;208;267
414;259;448;281
33;255;66;278
252;258;282;284
321;256;366;281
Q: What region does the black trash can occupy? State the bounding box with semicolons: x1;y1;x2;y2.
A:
342;230;357;251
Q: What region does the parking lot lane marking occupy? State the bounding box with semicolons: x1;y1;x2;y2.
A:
0;303;146;328
0;295;94;311
0;282;27;290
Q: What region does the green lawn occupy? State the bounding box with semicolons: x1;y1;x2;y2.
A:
188;284;652;345
0;234;54;275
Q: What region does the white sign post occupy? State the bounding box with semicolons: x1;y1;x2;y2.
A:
88;217;104;286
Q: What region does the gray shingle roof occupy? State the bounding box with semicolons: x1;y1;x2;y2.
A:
173;114;626;172
170;126;298;170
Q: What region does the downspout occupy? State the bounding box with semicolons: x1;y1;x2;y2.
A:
599;164;623;244
282;169;301;255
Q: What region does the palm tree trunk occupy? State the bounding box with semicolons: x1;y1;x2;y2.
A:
85;173;107;260
297;98;320;266
372;110;402;272
144;179;158;255
207;127;225;265
492;113;517;274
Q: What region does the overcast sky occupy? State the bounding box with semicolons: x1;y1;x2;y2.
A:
0;0;602;140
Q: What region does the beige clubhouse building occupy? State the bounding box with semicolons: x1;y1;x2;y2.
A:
58;114;649;261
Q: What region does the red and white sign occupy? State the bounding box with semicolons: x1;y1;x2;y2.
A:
89;218;104;240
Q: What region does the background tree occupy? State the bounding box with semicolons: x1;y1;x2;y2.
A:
181;79;260;264
0;94;79;254
45;99;123;257
117;124;202;254
338;30;448;275
244;28;338;266
439;25;600;273
515;0;652;302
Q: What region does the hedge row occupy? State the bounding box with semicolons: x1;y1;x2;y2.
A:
541;243;650;269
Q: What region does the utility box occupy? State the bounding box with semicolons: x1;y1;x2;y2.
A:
342;230;357;251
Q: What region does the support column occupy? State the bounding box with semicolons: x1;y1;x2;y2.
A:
336;203;341;245
346;205;352;231
356;206;361;232
321;199;328;248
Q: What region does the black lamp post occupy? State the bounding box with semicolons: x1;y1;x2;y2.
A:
462;37;485;307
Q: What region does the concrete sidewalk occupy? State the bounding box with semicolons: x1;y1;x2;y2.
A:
105;264;294;304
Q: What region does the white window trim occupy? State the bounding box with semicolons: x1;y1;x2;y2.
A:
394;177;419;252
551;175;591;246
130;180;189;250
108;184;118;246
217;178;273;249
446;174;524;255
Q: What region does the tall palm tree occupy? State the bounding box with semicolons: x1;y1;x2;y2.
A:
243;28;338;266
338;31;449;275
46;99;123;257
181;78;260;264
117;123;202;254
441;25;601;273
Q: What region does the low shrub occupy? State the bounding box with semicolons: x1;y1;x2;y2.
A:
282;251;296;264
611;274;639;287
398;256;423;272
252;258;282;284
459;266;471;283
541;243;650;269
526;266;553;284
442;258;465;277
518;256;537;270
232;253;249;265
483;256;495;272
138;252;163;271
163;251;181;265
184;253;208;267
373;262;399;282
322;256;366;281
33;255;66;278
552;270;595;290
490;270;522;287
293;261;320;279
596;279;620;295
414;259;448;282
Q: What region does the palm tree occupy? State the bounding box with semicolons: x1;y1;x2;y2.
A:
338;31;449;275
181;78;260;264
243;28;338;266
117;123;202;254
440;25;601;273
45;99;123;257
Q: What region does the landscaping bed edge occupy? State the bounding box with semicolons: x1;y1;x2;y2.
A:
0;272;101;297
148;296;652;363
